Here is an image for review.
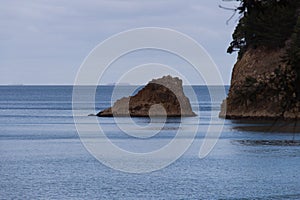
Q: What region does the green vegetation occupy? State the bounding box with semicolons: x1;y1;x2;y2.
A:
227;0;299;56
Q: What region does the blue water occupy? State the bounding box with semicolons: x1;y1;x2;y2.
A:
0;86;300;199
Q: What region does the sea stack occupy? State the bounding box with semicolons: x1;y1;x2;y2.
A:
97;75;196;117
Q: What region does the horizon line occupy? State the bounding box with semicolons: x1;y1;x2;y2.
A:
0;84;230;86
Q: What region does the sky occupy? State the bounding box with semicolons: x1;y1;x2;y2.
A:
0;0;240;85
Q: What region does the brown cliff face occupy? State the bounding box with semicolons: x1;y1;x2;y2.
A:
220;47;300;119
97;76;196;117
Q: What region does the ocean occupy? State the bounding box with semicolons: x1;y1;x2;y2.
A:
0;86;300;199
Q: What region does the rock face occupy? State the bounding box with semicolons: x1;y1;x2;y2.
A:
97;76;196;117
220;47;300;119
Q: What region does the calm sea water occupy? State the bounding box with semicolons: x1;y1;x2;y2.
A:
0;86;300;199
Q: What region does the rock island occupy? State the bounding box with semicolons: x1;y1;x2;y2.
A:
97;75;196;117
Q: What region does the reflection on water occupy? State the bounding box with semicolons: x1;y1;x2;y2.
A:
233;140;300;146
232;119;300;133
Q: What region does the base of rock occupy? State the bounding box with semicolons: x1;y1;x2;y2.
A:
220;100;300;120
97;113;194;117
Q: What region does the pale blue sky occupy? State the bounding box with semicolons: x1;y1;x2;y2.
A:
0;0;239;85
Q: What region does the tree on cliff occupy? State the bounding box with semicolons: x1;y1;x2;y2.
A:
227;0;299;57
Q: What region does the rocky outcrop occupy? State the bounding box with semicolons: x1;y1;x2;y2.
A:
97;75;196;117
220;47;300;119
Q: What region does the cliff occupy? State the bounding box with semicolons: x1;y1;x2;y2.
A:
220;46;300;119
97;76;196;117
220;0;300;120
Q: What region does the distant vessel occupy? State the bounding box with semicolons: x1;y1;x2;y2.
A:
105;82;131;86
7;84;24;86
